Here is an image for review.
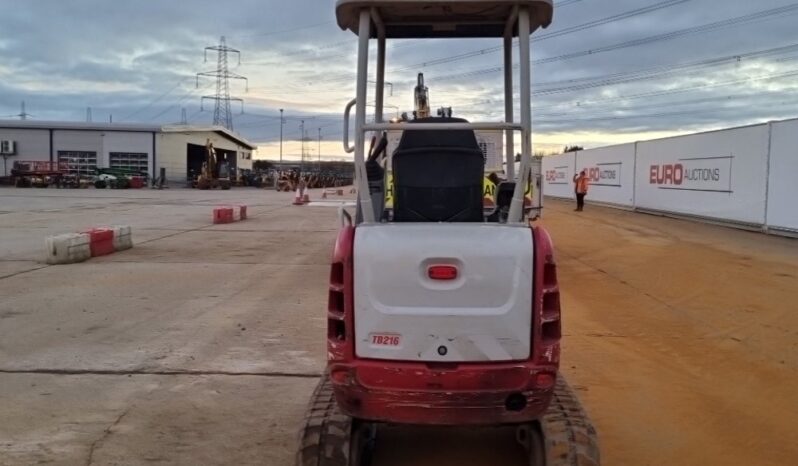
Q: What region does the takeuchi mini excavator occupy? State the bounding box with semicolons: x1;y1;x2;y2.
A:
297;2;599;465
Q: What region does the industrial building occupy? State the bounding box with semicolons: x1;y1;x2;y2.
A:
0;120;255;182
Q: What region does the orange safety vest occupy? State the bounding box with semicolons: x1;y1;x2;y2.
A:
575;175;589;194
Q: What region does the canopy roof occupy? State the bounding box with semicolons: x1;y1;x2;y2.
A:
335;0;553;38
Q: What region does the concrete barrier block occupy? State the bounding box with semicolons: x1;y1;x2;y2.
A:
112;225;133;251
45;233;91;265
83;228;115;257
213;207;234;224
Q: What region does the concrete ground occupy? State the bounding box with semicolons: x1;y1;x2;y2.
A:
1;188;796;466
0;187;341;466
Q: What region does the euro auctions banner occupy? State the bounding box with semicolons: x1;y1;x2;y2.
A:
634;124;770;225
541;152;576;199
575;144;635;207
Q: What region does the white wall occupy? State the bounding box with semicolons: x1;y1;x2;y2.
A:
0;128;50;176
541;152;576;199
766;120;798;232
0;128;50;161
575;143;636;207
635;124;770;225
53;130;103;156
102;132;153;172
541;120;798;234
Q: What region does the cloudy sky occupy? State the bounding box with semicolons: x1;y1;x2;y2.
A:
2;0;797;159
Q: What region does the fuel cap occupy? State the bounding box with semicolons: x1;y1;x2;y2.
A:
437;345;448;356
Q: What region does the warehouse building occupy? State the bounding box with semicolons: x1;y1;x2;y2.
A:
0;120;255;182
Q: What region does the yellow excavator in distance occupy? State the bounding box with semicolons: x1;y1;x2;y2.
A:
196;139;231;190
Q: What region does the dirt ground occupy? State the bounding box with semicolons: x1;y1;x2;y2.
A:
371;199;798;466
1;189;796;465
542;199;798;466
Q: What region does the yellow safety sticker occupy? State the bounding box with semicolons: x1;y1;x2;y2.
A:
384;172;394;209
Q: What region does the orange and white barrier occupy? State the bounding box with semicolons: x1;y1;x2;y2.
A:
45;225;133;264
213;205;247;224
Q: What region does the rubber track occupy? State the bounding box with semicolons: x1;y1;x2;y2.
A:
539;376;601;466
296;375;353;466
296;373;600;466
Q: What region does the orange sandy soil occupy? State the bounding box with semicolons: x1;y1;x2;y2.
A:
374;199;798;466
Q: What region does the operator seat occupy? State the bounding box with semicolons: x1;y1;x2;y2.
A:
392;117;485;222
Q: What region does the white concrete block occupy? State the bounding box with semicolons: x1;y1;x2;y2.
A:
112;225;133;251
45;233;91;265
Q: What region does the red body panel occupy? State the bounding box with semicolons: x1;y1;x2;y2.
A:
326;224;562;426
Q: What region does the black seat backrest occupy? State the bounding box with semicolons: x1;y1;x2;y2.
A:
392;117;485;222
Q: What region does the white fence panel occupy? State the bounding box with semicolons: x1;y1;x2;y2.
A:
766;119;798;232
634;124;770;225
542;152;575;199
575;144;636;207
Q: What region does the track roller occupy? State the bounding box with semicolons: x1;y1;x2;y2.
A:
296;375;375;466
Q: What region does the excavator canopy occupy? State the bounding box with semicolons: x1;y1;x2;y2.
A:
335;0;553;38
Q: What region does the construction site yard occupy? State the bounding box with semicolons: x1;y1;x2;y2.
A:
1;187;797;466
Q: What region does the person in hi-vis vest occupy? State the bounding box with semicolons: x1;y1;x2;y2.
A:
573;170;589;212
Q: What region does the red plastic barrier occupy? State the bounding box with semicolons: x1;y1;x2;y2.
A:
83;228;115;257
213;207;234;224
129;176;145;189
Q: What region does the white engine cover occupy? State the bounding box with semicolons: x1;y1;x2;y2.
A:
354;224;533;362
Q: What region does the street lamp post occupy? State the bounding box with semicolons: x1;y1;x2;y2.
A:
318;128;322;170
300;119;305;173
279;108;284;164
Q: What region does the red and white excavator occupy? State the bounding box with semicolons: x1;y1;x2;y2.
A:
298;2;599;465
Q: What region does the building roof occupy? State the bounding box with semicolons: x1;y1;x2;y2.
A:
0;120;256;150
0;120;161;132
161;125;257;150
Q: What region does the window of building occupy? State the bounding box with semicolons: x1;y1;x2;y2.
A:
109;152;148;172
57;151;98;176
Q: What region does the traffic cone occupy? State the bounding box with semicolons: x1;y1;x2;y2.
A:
293;188;304;206
302;193;310;204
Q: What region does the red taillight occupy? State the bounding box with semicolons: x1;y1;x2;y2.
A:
533;226;561;366
330;368;352;384
428;265;458;280
328;225;355;362
535;372;556;389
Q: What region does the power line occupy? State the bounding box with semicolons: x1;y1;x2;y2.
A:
248;0;585;63
231;21;334;40
530;42;798;96
118;77;191;122
457;68;798;118
318;0;691;82
310;0;691;82
147;82;213;122
424;3;798;84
